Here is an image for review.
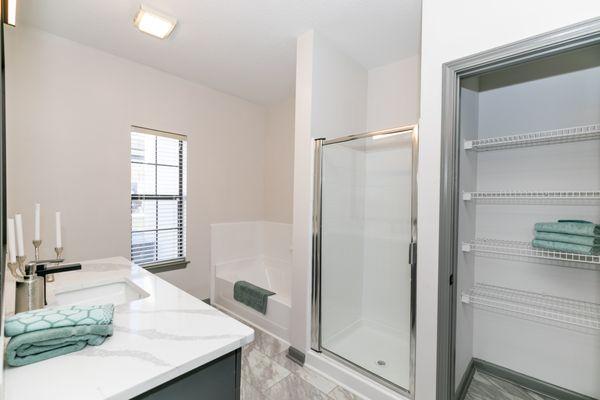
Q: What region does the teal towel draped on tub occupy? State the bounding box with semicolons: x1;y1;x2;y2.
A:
535;220;600;237
4;304;114;367
233;281;275;314
532;239;600;256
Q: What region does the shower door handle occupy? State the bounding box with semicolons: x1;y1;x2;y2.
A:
409;241;417;266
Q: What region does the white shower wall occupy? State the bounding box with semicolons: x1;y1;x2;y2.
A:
321;144;366;342
293;30;420;342
362;142;412;335
314;33;419;351
367;55;421;132
293;31;420;397
321;137;413;342
319;134;414;390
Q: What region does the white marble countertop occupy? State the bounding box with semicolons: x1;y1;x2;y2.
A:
2;257;254;400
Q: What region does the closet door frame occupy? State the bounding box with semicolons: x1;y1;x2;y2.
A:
0;0;8;347
436;17;600;400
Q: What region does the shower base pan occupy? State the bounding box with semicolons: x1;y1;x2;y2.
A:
322;320;410;390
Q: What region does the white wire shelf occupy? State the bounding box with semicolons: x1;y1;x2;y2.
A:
462;238;600;267
462;190;600;204
464;123;600;151
462;283;600;333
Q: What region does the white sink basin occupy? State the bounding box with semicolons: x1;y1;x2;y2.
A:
53;280;149;307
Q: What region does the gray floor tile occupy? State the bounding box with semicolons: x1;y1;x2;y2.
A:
485;373;554;400
271;352;338;394
466;371;555;400
242;347;290;390
222;308;362;399
263;373;331;400
241;379;269;400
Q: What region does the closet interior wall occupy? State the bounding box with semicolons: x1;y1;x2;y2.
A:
455;43;600;399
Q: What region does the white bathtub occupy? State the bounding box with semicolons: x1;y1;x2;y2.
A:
211;221;292;342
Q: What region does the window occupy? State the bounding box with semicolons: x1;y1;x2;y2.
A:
130;126;187;266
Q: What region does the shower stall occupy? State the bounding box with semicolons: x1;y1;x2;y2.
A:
311;125;418;396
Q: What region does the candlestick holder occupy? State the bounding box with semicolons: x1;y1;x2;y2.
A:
16;255;27;277
7;259;22;280
48;247;64;283
33;239;42;261
6;244;67;282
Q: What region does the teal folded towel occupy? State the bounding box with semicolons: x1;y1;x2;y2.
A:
5;304;114;367
233;281;275;314
6;325;113;367
532;239;600;256
535;231;600;246
535;220;600;237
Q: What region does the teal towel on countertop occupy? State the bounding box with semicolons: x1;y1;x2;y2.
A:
233;281;275;314
535;231;600;246
6;324;113;367
532;239;600;256
4;304;114;367
5;304;114;337
535;220;600;237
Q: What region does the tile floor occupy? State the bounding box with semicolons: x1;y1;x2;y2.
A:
465;371;555;400
227;312;364;400
231;310;555;400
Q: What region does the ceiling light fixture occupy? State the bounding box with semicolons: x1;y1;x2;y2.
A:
133;5;177;39
6;0;17;26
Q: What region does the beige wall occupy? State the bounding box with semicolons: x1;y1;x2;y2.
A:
5;25;273;299
264;96;295;224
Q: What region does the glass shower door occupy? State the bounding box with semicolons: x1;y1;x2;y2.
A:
312;126;417;394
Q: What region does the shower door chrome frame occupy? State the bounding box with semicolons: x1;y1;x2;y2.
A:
311;124;419;398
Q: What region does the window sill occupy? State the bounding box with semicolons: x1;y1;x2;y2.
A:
142;258;189;273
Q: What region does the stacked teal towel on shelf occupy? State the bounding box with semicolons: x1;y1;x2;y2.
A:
534;220;600;237
532;239;599;255
533;220;600;255
4;304;114;367
535;231;600;246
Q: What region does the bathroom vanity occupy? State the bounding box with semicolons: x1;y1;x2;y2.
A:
2;257;254;400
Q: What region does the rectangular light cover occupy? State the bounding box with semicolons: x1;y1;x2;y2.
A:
133;5;177;39
7;0;17;26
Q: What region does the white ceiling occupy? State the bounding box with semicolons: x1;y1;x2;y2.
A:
18;0;421;105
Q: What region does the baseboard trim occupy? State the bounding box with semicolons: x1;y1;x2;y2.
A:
455;359;475;400
472;358;595;400
286;346;306;366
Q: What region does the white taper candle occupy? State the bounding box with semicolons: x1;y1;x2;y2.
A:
15;214;24;257
55;211;62;248
34;203;41;241
7;218;16;263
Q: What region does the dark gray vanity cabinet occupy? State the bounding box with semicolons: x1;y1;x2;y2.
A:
134;349;242;400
